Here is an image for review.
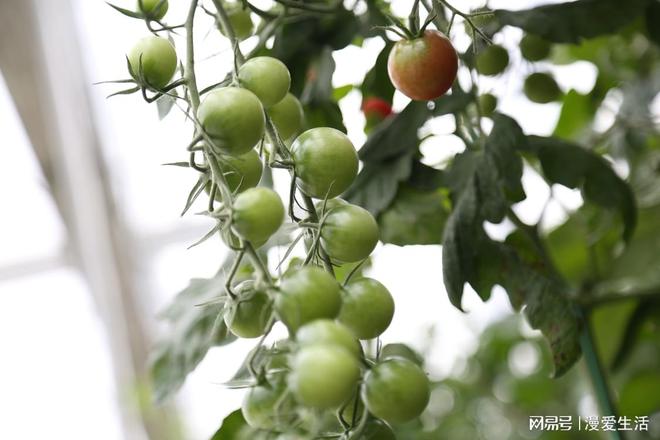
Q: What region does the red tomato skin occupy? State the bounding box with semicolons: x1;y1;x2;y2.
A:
361;97;393;119
387;30;458;101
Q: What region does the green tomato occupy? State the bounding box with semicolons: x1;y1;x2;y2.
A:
362;358;430;424
224;289;272;338
380;343;424;366
363;420;396;440
289;344;360;409
296;319;361;358
339;278;394;340
219;1;254;41
321;204;379;263
136;0;168;20
242;382;296;430
232;187;284;244
239;57;291;108
292;128;358;199
197;87;265;155
524;72;561;103
275;266;342;333
520;34;551;61
478;93;498;117
475;44;509;76
268;93;304;140
128;36;177;89
206;149;263;198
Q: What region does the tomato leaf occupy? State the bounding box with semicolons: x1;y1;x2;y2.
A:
494;0;648;43
527;136;637;241
210;409;248;440
157;93;176;120
344;154;413;215
359;101;430;162
553;89;596;141
379;185;450;246
360;43;395;103
150;274;236;403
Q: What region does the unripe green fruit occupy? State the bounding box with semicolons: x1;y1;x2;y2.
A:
128;36;177;89
242;383;295;430
524;72;561;103
339;278;394;339
136;0;168;20
232;187;284;244
363;358;430;424
478;93;498;117
206;149;263;198
224;289;272;338
239;56;291;108
292;128;358;199
520;34;551;61
219;2;254;41
296;320;361;358
275;266;342;333
290;344;360;409
268;93;304;140
321;204;379;263
475;44;509;76
197;87;265;155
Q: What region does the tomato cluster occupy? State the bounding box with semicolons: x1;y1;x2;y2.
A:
121;3;432;438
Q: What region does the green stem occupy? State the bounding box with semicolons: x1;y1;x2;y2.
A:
302;195;335;276
184;0;201;110
578;306;624;440
245;241;273;284
212;0;245;66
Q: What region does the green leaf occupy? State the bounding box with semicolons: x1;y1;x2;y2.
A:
360;43;395;103
619;370;660;416
527;136;637;241
359;101;430;162
106;2;144;19
332;84;354;101
157;93;176;120
553;89;596;140
359;91;472;162
379;185;450;246
210;409;249;440
545;204;622;284
150;272;240;403
303;101;346;132
494;0;648;43
344;154;413;215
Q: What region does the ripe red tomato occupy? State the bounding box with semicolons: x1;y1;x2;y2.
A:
387;30;458;101
361;97;392;119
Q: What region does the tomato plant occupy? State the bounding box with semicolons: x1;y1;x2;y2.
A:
105;0;660;438
387;30;458;101
291;127;358;199
127;36;177;89
362;358;430;424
